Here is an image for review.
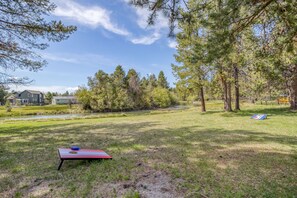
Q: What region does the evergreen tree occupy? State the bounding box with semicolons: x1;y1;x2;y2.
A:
76;66;174;112
132;0;297;109
140;76;152;108
62;91;70;96
148;74;158;90
88;70;110;111
127;69;143;109
140;77;149;89
112;65;129;110
175;81;190;101
157;71;169;88
45;92;53;104
0;0;76;85
172;5;209;112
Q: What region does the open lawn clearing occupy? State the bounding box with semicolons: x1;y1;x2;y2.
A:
0;104;296;197
0;105;77;117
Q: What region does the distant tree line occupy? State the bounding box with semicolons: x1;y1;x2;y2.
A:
76;66;175;111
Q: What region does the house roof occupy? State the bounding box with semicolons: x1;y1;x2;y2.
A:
53;96;76;100
22;90;43;94
6;94;17;99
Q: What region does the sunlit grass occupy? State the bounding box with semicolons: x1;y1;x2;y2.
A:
0;105;77;117
0;102;296;197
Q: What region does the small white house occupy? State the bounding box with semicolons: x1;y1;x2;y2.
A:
52;96;78;105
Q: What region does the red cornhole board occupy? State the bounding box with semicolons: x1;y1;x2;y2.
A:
57;148;112;170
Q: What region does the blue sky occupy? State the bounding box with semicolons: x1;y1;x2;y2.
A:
12;0;178;93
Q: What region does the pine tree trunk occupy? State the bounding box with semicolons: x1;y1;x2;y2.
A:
289;65;297;110
234;64;240;110
227;81;233;111
200;87;206;112
221;77;228;111
221;76;232;111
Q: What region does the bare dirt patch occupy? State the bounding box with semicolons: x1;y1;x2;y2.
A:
23;179;53;198
93;164;183;198
134;169;181;198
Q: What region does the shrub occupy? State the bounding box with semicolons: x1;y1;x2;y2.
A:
75;88;91;110
15;100;21;106
5;100;12;112
169;91;179;105
187;95;199;105
152;87;173;108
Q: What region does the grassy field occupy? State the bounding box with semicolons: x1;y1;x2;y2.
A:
0;103;296;197
0;105;78;117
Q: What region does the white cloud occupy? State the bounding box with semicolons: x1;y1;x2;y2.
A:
41;52;117;66
131;32;161;45
52;0;170;45
121;0;168;30
168;40;177;49
41;53;78;63
134;7;168;30
53;0;130;36
11;85;79;94
124;3;169;45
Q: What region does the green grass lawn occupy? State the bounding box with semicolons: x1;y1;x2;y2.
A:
0;103;296;197
0;105;78;117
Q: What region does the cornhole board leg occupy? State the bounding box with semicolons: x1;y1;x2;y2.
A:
58;159;64;170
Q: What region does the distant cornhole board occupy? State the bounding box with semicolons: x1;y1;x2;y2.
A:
251;114;267;120
57;148;112;170
277;95;290;104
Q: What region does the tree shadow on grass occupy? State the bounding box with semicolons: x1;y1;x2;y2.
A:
0;120;296;197
228;107;296;117
121;126;297;197
201;106;296;118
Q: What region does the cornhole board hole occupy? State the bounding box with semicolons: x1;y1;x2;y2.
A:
57;148;112;170
251;114;267;120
